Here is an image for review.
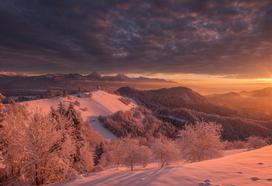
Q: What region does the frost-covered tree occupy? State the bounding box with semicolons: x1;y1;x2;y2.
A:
150;138;180;167
178;122;223;162
120;138;151;171
51;102;95;173
0;103;29;184
23;112;77;185
1;102;96;185
106;137;152;171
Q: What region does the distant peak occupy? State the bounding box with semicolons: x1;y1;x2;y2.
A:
86;72;102;78
115;74;128;78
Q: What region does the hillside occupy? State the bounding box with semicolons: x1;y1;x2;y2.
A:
59;146;272;186
118;87;272;140
118;87;237;116
21;90;136;139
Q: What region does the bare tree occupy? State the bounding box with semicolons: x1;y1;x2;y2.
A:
178;122;223;162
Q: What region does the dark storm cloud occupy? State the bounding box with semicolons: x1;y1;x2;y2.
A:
0;0;272;77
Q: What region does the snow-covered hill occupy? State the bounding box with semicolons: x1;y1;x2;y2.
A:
59;146;272;186
22;90;136;139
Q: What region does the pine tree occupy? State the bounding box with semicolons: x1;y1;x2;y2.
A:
94;143;104;166
57;102;66;115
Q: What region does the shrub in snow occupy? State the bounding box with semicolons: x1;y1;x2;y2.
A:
247;136;267;149
224;140;249;150
178;122;223;162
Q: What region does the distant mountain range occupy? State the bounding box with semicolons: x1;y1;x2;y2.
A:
207;87;272;120
37;72;174;83
118;86;272;140
0;72;176;96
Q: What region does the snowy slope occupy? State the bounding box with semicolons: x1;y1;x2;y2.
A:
22;90;136;139
59;146;272;186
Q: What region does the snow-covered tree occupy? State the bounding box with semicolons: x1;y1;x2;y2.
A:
150;138;180;167
23;112;76;185
119;137;151;171
1;102;96;185
178;122;223;162
0;103;29;184
106;137;152;171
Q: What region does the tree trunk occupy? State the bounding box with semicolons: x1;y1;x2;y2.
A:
35;164;39;185
130;161;134;171
160;152;164;168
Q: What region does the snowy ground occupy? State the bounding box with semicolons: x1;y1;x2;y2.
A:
22;90;136;139
58;146;272;186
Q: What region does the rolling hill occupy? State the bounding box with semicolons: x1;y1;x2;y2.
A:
118;87;272;140
21;90;137;139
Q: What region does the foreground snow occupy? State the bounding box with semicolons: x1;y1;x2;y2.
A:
22;90;136;139
59;146;272;186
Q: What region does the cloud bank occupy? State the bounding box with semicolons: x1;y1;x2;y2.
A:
0;0;272;78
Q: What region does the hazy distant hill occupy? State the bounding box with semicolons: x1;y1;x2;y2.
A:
118;87;272;140
207;87;272;120
0;72;176;97
118;87;237;117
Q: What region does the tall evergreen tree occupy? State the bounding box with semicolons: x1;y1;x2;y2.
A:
94;143;104;166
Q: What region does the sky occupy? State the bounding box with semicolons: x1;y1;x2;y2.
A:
0;0;272;92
